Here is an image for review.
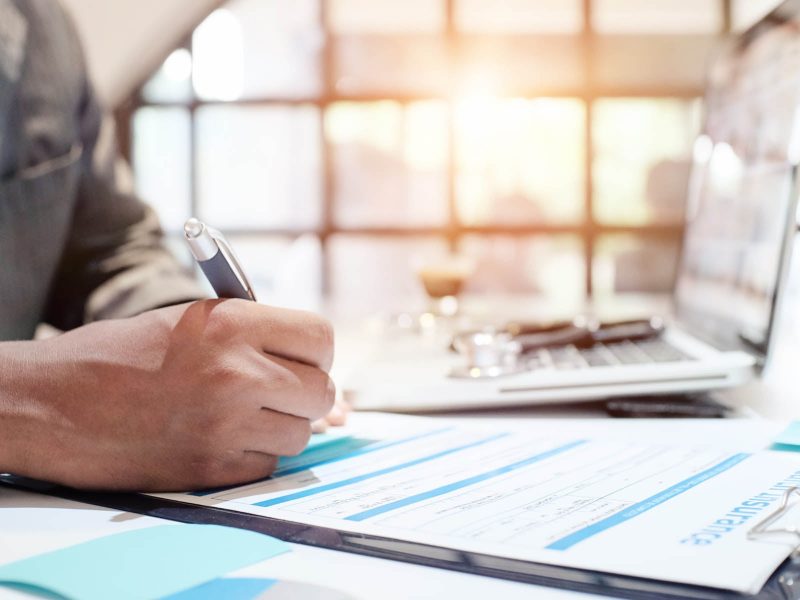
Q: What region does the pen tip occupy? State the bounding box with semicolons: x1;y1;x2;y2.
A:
184;218;204;238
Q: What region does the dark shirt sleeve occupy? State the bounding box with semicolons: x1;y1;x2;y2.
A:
43;80;205;330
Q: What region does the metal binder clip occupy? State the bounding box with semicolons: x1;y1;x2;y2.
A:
748;487;800;557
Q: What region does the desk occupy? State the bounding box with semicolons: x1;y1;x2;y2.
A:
3;289;800;600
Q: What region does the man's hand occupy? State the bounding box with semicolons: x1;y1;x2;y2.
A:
0;300;335;492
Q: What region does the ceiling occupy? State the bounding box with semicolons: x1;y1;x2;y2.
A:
60;0;220;106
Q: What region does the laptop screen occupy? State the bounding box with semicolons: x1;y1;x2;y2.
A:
674;2;800;358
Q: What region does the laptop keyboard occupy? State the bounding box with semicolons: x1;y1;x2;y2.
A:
523;338;692;371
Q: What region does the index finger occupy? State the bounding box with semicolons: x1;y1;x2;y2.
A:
218;300;335;371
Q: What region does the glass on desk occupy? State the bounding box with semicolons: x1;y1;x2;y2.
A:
415;255;476;325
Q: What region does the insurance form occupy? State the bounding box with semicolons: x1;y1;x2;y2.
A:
152;414;800;594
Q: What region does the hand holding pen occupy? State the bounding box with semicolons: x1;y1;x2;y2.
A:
183;217;347;432
7;220;336;491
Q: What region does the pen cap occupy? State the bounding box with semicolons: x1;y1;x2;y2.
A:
184;218;219;262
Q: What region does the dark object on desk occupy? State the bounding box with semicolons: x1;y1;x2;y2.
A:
450;317;664;356
2;474;800;600
605;394;731;418
506;317;665;353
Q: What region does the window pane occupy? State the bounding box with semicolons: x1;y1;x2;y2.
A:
456;0;583;34
460;235;586;310
142;49;193;103
192;9;244;100
327;101;449;228
196;106;322;230
591;36;714;90
132;107;191;233
328;236;450;316
193;0;321;100
457;36;585;92
593;99;700;225
593;235;680;295
227;235;322;311
593;0;722;34
334;35;449;95
455;98;585;226
732;0;781;31
330;0;445;33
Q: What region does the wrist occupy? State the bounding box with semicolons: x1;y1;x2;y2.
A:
0;339;57;476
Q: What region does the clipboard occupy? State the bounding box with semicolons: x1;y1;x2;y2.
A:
4;474;800;600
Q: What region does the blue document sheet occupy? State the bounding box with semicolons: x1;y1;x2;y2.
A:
0;524;289;600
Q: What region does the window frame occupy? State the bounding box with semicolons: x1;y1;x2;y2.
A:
118;0;735;298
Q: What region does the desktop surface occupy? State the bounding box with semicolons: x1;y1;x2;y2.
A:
2;291;799;600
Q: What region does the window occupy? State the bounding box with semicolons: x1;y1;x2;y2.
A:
455;98;586;226
129;0;733;312
327;101;450;228
592;0;722;34
593;99;701;226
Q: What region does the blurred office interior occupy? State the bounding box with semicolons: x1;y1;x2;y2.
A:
62;0;783;317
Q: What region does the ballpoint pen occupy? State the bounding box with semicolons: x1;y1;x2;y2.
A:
183;217;257;301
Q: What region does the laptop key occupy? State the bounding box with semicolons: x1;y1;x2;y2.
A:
544;345;589;370
538;338;690;371
605;341;650;365
578;344;618;367
635;339;689;362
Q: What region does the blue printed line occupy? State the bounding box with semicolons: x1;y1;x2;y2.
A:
345;440;588;522
275;438;374;475
191;428;453;497
254;433;509;508
274;427;453;477
546;452;751;551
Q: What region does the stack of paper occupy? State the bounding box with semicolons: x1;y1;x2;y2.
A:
150;413;800;595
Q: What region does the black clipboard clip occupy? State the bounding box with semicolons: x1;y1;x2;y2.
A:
749;487;800;558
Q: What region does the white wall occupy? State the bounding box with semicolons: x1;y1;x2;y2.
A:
59;0;221;107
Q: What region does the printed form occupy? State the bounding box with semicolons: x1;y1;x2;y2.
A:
153;414;800;594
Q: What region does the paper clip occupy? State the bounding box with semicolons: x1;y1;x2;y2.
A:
748;487;800;557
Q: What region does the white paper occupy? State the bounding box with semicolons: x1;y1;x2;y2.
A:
152;413;800;594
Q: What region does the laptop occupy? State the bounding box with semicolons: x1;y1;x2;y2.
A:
343;3;800;412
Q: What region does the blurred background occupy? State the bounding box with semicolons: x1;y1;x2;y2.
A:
63;0;783;316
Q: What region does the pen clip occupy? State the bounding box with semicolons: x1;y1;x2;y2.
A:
207;228;257;302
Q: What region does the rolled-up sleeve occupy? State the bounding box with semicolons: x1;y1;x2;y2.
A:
44;82;205;330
